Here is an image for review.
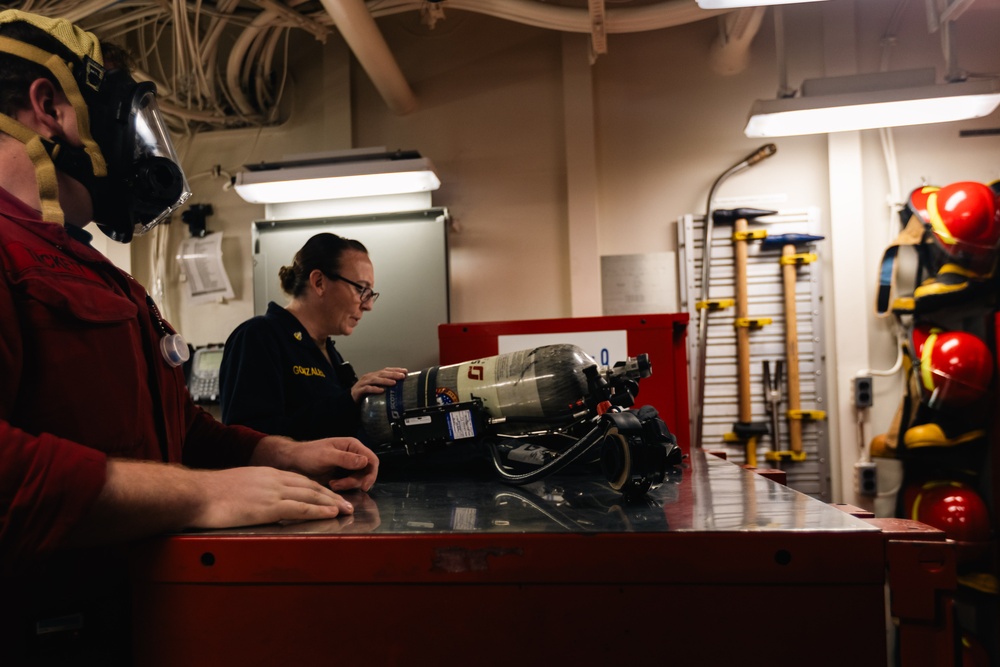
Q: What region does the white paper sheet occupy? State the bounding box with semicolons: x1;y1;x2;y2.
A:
176;232;235;304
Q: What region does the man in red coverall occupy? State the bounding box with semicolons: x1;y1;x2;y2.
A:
0;11;379;663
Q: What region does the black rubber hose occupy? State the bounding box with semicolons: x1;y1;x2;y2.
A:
488;421;610;485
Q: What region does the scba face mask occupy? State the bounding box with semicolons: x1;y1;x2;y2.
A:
86;67;192;243
0;11;190;242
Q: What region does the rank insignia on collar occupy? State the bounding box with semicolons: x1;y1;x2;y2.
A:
294;331;303;341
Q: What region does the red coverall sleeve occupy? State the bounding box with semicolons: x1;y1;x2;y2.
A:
180;401;267;470
0;279;108;573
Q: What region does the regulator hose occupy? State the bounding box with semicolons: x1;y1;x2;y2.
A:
487;420;611;485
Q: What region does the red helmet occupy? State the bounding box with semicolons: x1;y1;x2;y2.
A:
924;181;1000;259
907;185;939;227
911;324;993;408
908;480;991;564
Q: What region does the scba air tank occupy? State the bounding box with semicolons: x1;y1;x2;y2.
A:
361;344;598;445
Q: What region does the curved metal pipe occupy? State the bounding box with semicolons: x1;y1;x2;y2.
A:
321;0;418;115
691;143;776;449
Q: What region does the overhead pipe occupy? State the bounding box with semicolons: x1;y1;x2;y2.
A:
320;0;418;115
367;0;727;33
315;0;735;115
708;6;765;76
353;0;738;108
62;0;745;120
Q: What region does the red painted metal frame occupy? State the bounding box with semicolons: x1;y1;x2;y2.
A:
131;530;886;666
133;532;884;586
438;313;691;452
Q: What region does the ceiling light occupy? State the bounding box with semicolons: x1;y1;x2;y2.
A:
745;69;1000;137
697;0;829;8
233;149;440;204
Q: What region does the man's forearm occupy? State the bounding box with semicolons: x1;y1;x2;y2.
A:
249;435;295;470
63;458;205;546
61;439;364;549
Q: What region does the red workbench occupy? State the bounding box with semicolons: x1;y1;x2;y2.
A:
129;452;955;666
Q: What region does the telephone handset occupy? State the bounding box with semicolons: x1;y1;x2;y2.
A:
187;345;224;404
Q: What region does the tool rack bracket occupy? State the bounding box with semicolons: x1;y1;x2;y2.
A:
734;317;773;329
780;252;818;266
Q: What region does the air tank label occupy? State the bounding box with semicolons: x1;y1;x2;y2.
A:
446;410;477;440
455;355;504;412
454;350;546;418
403;415;432;426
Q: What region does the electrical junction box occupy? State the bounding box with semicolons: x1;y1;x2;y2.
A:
855;461;877;497
854;376;874;409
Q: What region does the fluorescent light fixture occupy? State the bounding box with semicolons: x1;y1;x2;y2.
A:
745;69;1000;137
233;149;440;204
697;0;828;8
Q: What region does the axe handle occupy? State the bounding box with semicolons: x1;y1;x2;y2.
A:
782;244;803;454
735;217;752;423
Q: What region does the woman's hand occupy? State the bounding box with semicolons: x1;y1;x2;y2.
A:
350;367;408;403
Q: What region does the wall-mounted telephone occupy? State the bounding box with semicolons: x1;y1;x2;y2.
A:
187;345;224;404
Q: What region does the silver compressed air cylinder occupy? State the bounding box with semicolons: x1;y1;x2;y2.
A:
360;344;598;445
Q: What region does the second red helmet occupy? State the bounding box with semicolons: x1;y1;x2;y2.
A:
914;181;1000;260
911;324;994;408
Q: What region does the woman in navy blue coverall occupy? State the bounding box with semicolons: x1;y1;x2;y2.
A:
220;233;407;441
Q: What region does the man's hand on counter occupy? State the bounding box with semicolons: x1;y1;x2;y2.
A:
251;434;380;494
188;465;357;528
63;436;380;546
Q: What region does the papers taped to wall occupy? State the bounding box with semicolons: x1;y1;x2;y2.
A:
176;232;235;304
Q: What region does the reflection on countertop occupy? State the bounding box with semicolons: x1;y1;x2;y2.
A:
202;451;877;537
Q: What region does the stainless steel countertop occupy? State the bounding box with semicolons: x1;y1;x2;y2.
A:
202;450;877;537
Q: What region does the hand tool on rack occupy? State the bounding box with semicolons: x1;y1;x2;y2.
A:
692;144;777;450
760;233;826;464
728;208;777;467
732;208;777;468
763;359;784;468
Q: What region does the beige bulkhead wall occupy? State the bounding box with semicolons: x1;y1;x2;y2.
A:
127;1;1000;504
